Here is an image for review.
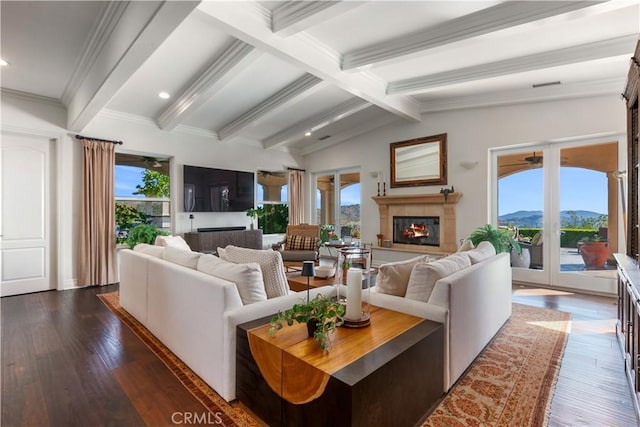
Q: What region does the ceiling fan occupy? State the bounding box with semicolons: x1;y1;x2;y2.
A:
501;151;566;167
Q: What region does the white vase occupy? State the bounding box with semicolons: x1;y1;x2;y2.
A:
511;247;531;268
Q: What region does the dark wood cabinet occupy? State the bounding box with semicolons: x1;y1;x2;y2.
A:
614;253;640;417
624;41;640;259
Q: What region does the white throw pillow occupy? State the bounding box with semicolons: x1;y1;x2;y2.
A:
466;241;497;264
197;254;267;305
217;247;227;260
458;239;475;252
376;255;432;296
133;243;165;258
405;253;471;303
162;246;201;269
155;235;192;251
222;245;290;299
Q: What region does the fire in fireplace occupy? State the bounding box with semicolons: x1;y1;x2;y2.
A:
393;216;440;246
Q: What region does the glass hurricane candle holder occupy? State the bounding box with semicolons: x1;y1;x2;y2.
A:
337;247;371;328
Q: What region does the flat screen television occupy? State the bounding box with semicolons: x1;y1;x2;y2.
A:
183;165;254;212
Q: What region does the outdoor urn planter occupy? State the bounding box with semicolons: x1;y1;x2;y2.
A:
579;241;609;269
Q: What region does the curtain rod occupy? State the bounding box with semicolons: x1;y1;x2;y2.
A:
287;167;305;172
75;134;123;145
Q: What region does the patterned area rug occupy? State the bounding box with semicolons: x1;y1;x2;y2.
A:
99;292;570;426
424;303;571;427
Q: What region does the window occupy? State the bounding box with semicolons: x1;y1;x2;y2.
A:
114;153;171;243
255;170;288;234
314;169;361;242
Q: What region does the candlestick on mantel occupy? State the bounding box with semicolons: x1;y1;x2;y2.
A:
345;268;362;321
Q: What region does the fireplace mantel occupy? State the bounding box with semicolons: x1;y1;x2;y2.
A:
372;193;462;254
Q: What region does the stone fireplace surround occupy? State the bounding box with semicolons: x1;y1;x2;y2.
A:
372;193;462;254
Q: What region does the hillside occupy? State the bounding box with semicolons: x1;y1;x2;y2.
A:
498;210;605;228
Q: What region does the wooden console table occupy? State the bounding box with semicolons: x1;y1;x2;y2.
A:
236;306;444;426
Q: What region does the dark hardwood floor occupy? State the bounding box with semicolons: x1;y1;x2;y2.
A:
2;283;638;426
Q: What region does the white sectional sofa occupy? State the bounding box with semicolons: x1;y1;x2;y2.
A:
119;245;334;402
369;243;512;391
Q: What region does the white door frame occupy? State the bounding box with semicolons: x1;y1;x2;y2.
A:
490;132;625;295
1;126;65;292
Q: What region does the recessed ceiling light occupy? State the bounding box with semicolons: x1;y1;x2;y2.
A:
305;131;312;137
158;91;170;99
0;58;8;66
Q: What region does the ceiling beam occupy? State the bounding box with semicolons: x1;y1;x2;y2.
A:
271;1;361;37
197;1;421;122
341;1;604;70
419;77;625;114
263;98;370;149
389;34;638;95
157;40;261;131
65;1;199;131
218;74;323;142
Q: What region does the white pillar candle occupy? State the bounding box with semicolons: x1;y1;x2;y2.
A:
346;268;362;321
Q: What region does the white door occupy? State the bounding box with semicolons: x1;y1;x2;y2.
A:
492;137;620;294
1;133;55;296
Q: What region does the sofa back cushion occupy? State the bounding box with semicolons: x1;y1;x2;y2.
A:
162;246;201;269
466;241;496;264
197;254;267;305
155;235;192;251
221;245;290;298
133;243;165;258
405;253;471;303
376;255;433;296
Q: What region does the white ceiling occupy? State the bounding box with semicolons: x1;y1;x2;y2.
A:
1;1;638;155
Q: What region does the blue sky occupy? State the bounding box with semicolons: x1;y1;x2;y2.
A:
498;167;608;215
115;165;146;197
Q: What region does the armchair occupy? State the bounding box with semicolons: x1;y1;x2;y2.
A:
276;224;320;270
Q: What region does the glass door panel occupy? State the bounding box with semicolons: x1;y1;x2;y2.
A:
339;171;361;243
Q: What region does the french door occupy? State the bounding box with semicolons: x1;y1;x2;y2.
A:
491;136;622;294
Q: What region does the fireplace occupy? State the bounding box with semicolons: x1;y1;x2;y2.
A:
393;216;440;246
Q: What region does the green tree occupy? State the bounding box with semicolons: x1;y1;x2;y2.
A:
134;170;169;198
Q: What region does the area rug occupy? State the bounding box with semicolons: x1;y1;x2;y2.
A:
99;292;570;426
424;303;571;427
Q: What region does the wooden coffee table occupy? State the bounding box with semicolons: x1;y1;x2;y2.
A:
286;273;337;292
236;306;444;426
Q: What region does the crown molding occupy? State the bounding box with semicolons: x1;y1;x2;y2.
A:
389;35;637;95
263;98;369;149
271;1;361;37
218;74;322;141
342;1;602;70
61;1;129;106
157;40;260;130
419;77;625;114
1;88;64;108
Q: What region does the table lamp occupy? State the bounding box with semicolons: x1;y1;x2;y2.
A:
301;261;315;304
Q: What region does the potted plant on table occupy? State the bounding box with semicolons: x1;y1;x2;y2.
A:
269;294;345;352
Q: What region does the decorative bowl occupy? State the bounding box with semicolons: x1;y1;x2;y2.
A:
315;265;336;278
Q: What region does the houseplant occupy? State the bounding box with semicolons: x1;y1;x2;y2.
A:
579;233;609;269
469;224;521;254
126;223;168;249
269;294;345;351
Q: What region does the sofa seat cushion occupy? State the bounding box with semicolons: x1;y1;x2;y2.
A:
155;235;192;251
405;253;471;303
376;255;432;296
466;241;496;264
162;246;201;269
134;243;165;258
197;254;267;305
221;245;290;299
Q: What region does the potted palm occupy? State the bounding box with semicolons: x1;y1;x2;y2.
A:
269;294;345;352
469;224;521;254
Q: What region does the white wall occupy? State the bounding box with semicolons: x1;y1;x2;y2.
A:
302;95;627;248
1;93;301;289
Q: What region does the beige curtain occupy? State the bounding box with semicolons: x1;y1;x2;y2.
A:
288;169;305;225
78;139;117;286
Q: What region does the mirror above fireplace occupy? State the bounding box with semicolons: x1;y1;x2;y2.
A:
390;133;447;188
